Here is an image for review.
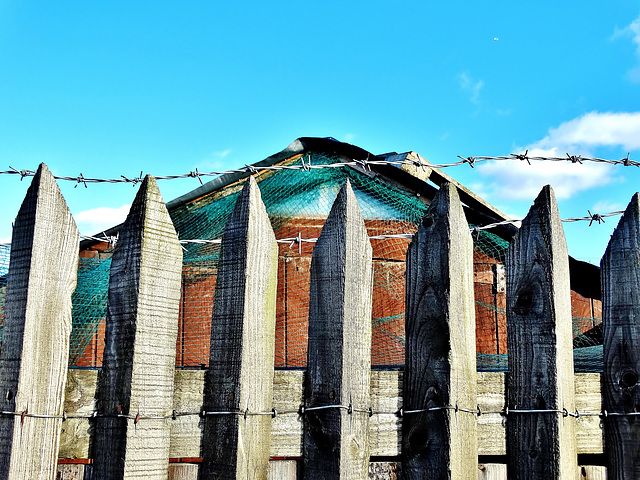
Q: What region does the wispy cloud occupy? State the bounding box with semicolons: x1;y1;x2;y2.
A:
459;72;484;105
613;14;640;82
75;204;130;236
198;148;233;170
592;200;625;213
476;111;640;200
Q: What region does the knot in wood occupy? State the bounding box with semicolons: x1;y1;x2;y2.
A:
513;288;534;315
620;370;638;389
422;216;434;228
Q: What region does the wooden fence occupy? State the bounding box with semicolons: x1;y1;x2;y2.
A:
0;163;639;479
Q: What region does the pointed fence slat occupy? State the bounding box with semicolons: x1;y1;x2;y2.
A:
505;185;577;480
0;163;79;480
601;192;640;479
402;182;477;479
303;180;373;479
200;176;278;479
93;175;183;479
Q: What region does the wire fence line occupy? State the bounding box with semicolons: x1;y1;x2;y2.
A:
457;151;637;168
0;404;633;422
0;155;453;187
0;207;624;252
0;152;631;248
0;211;621;250
0;151;637;187
51;209;619;251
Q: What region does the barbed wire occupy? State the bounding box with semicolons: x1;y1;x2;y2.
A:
0;155;451;186
457;151;637;168
48;209;620;251
0;151;632;250
1;151;636;186
0;404;633;422
0;209;624;251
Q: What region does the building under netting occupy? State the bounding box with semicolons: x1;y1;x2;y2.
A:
0;137;604;372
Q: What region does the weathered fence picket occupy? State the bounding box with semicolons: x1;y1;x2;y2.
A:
505;185;577;479
601;192;640;479
93;175;183;479
200;176;278;479
303;180;373;479
403;182;477;479
0;164;79;480
5;170;640;479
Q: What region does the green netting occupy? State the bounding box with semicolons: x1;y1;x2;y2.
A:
0;153;604;371
477;346;603;373
69;257;111;365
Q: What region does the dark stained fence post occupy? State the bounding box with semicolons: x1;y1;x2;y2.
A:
0;164;79;480
505;185;577;479
402;182;478;479
303;180;373;479
93;175;183;479
601;192;640;479
200;177;278;479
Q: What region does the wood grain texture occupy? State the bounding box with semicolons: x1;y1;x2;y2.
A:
505;185;577;480
403;182;477;479
201;176;278;480
303;180;373;479
267;460;298;480
93;175;183;480
59;370;98;459
271;370;304;457
477;464;506;480
601;192;640;479
169;370;205;459
578;466;607;479
574;373;603;455
168;464;199;480
0;163;79;480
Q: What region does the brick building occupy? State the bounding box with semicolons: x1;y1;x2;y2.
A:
74;137;602;370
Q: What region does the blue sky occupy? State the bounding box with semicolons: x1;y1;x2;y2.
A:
1;1;640;265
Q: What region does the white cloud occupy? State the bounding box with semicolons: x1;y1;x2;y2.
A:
476;111;640;200
613;14;640;82
458;72;484;105
74;204;130;236
343;133;357;143
531;111;640;152
477;159;614;200
213;149;232;158
592;200;625;213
